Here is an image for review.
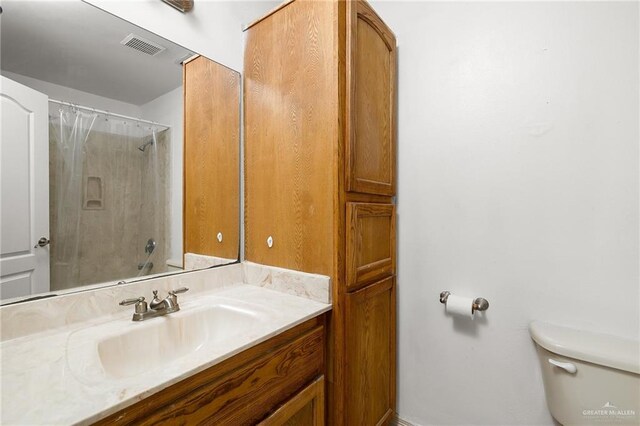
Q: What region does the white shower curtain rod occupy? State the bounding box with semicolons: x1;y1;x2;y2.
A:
48;98;171;130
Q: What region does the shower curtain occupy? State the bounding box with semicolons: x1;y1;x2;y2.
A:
49;107;97;289
49;105;169;291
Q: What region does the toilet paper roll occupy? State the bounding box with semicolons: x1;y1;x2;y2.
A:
445;294;475;319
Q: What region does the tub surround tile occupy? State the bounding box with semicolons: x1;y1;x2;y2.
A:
50;129;171;291
0;262;331;425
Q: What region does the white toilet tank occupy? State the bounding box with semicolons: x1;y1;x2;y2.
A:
530;321;640;426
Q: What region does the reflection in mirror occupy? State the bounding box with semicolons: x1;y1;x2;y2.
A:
0;1;240;303
183;57;240;268
47;102;172;290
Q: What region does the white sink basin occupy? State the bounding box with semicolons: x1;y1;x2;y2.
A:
66;298;271;382
98;304;261;378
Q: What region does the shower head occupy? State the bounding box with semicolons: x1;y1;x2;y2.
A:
138;139;155;152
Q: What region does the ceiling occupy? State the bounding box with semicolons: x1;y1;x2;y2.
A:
0;1;193;105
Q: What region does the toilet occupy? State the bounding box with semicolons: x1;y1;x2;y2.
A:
530;321;640;425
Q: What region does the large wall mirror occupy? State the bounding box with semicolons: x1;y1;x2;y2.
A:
0;1;240;303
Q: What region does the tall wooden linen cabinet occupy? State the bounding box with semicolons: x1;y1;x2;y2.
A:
244;0;396;425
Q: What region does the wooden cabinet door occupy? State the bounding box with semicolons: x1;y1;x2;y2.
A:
346;0;397;196
346;203;396;291
345;276;396;425
259;377;325;426
184;56;240;260
243;0;337;276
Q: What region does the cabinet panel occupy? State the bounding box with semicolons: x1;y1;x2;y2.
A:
244;1;397;424
259;376;325;426
345;276;396;425
346;0;397;196
347;203;396;291
244;0;338;276
184;56;240;261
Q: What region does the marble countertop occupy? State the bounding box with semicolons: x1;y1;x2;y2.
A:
0;263;331;425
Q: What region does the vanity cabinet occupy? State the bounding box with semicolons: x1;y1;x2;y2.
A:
244;1;397;424
259;377;325;426
93;316;325;425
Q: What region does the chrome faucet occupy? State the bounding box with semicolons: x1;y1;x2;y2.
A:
119;287;189;321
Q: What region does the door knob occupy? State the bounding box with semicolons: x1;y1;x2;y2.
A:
34;237;50;248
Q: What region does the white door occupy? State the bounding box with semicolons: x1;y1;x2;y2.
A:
0;76;50;300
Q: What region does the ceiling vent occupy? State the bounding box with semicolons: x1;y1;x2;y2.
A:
120;34;166;56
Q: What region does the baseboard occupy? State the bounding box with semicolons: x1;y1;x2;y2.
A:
393;413;416;426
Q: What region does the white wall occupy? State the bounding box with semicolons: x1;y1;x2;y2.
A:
84;0;279;71
370;2;639;425
2;70;141;117
140;87;184;262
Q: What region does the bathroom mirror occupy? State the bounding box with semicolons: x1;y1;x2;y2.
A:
0;1;240;303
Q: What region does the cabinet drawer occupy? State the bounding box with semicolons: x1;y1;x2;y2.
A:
259;376;325;425
346;203;396;291
345;276;396;426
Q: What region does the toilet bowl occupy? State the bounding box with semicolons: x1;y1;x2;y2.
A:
530;321;640;426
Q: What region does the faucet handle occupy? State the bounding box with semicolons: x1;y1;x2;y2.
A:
119;296;145;306
169;287;189;295
119;296;148;315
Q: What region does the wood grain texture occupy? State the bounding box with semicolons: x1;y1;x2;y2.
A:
184;56;240;262
244;1;397;425
330;0;348;422
243;0;296;31
244;0;338;277
346;203;396;291
346;0;397;196
94;316;324;426
259;376;325;426
345;276;396;426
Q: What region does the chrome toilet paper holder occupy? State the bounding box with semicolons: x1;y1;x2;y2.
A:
440;291;489;313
